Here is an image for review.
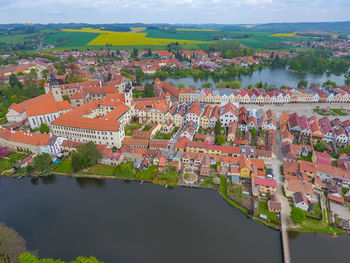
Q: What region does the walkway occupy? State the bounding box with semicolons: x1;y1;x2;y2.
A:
271;128;292;263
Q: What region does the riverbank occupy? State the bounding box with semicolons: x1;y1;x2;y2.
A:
11;168;347;236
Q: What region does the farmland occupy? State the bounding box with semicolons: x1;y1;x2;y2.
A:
61;28;209;46
271;32;297;37
44;31;100;48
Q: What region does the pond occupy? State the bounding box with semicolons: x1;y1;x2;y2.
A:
143;68;346;88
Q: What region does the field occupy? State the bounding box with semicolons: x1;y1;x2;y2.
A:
176;28;219;32
61;28;209;46
271;32;297;37
0;33;41;44
145;29;217;42
44;31;100;48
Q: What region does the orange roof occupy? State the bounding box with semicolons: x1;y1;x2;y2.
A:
52;100;121;132
9;102;26;114
0;128;50;146
56;101;72;111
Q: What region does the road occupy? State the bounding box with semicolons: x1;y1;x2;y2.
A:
271;126;292;263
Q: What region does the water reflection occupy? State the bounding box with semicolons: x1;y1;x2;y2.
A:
75;177;105;188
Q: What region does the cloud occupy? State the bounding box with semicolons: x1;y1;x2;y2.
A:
0;0;349;24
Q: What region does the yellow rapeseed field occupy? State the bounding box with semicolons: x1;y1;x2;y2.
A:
62;28;209;46
271;32;297;37
176;28;219;32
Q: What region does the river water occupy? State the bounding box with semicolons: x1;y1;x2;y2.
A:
0;176;349;263
143;68;346;88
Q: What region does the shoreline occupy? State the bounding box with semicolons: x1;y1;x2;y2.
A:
8;172;346;236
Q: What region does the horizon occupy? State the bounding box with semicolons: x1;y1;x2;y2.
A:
1;0;350;24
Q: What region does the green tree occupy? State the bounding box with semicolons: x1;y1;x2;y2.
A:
290;207;306;224
33;153;52;174
0;223;27;263
250;128;257;139
63;95;71;103
322;80;337;89
201;82;212;89
9;74;23;89
297;80;308;88
178;83;185;89
216;135;225;145
19;253;103;263
339;144;350;154
89;65;95;73
71;142;102;172
39;123;50;134
314;141;326;152
214;119;222;136
67;55;75;63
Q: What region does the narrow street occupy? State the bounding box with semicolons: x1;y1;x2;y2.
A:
271;127;292;263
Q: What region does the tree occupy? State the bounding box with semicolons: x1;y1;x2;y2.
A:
201;82;212;89
290;207;306;224
33;153;52;174
322;80;337;89
339;144;350;154
9;74;23;89
19;253;103;263
63;95;71;103
178;83;185;89
0;223;27;263
39;123;50;134
214;119;222;136
89;65;95;73
71;142;102;172
250;128;257;139
297;80;308;88
216;135;225;145
314;141;326;152
67;55;75;63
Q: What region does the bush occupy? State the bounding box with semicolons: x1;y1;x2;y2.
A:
216;135;225;145
39;123;50;134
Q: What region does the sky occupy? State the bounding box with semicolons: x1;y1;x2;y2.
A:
0;0;349;24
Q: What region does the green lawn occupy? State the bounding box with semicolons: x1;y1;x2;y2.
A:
136;165;158;180
44;31;100;47
115;162;137;178
87;164;116;176
0;33;41;44
0;158;12;174
155;168;179;182
298;153;312;162
330;109;350;116
142;125;152;131
155;127;179;140
124;120;143;136
7;152;26;162
259;201;280;225
55;157;72;173
219;176;227;196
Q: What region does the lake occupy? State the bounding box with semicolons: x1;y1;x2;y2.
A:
143;68;345;88
0;176;349;263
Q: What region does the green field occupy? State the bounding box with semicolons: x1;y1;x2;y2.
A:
44;31;100;48
145;29;218;42
0;33;41;44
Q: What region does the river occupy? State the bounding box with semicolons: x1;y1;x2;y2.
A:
0;176;349;263
143;68;346;88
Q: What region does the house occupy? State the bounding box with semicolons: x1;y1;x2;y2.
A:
284;179;314;198
252;177;277;196
293;192;309;211
227;122;237;142
220;102;238;127
200;105;211;129
186;101;202;124
268;194;281;213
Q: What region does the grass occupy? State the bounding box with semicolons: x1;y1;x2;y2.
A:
44;31;100;48
55;157;72;173
0;158;12;174
154;127;179;140
176;29;219;32
61;28;209;46
298;153;312;162
155;167;179;182
86;164;117;176
314;108;350;116
124;120;143;136
136;165;158;180
142;125;152;131
259;201;281;225
7;152;26;162
330;109;350;116
115;162;137;178
219;176;227;196
200;176;217;188
0;33;41;44
145;29;218;42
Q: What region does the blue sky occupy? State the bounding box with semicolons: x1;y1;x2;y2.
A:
0;0;349;24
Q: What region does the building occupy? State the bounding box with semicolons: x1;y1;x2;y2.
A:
293;192;309;211
51;99;129;149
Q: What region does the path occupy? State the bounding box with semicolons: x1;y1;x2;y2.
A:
271;127;292;263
